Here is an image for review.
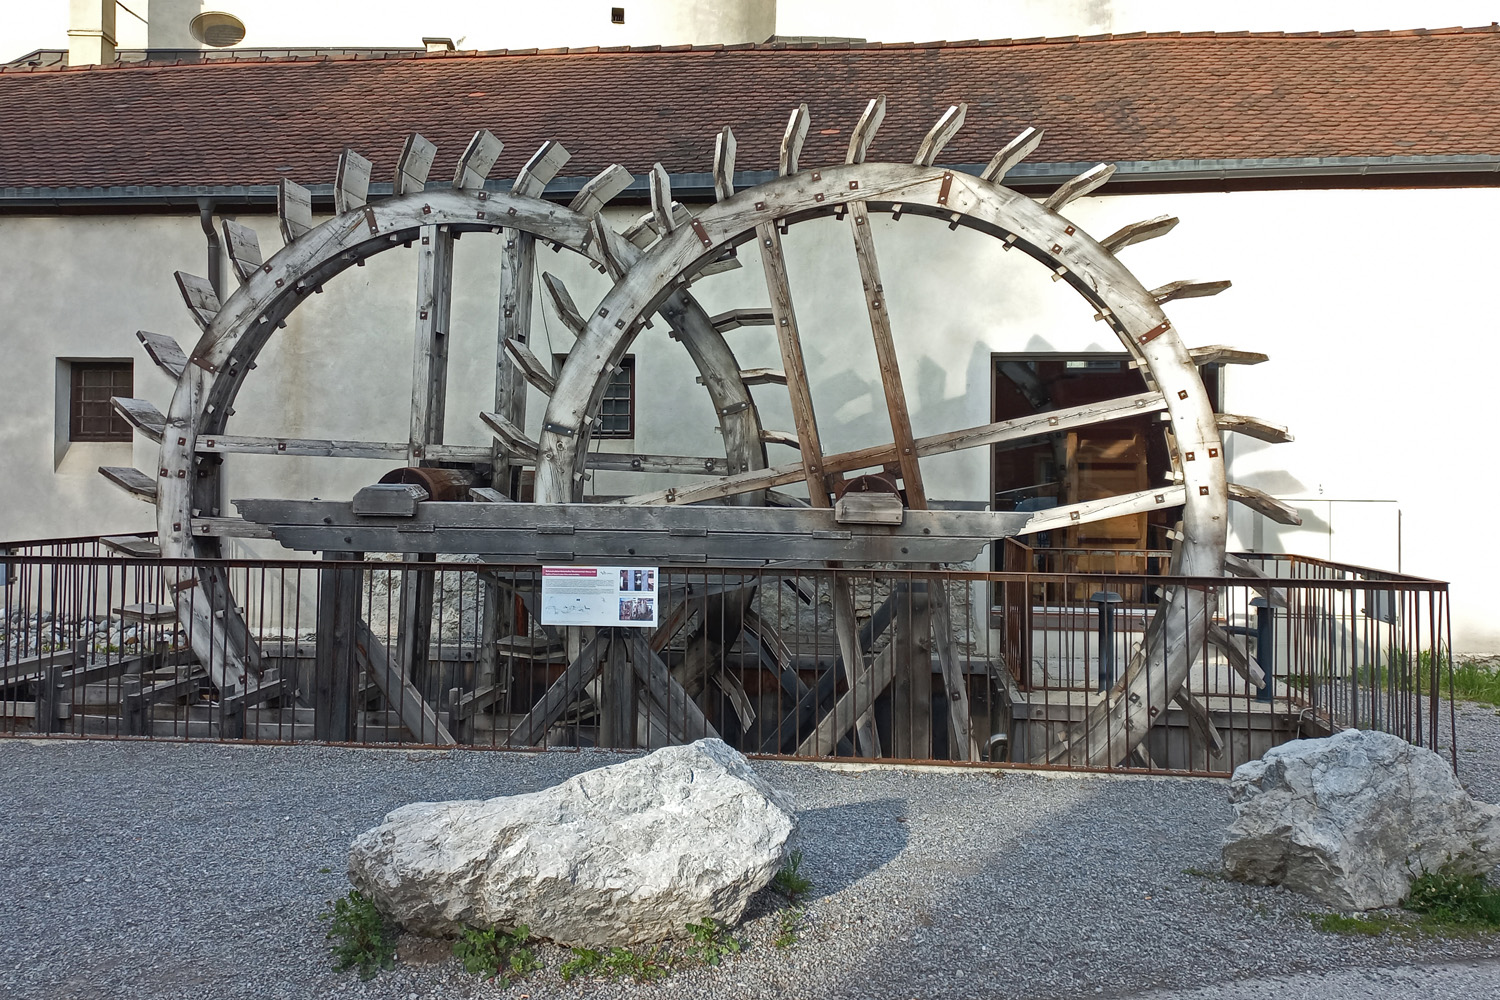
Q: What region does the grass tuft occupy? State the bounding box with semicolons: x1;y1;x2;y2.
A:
773;850;813;902
1310;864;1500;938
560;944;669;982
453;924;539;984
320;890;396;980
685;918;742;966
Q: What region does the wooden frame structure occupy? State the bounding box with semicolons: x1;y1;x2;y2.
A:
98;101;1299;766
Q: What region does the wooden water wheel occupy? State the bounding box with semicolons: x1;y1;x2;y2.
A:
102;101;1299;764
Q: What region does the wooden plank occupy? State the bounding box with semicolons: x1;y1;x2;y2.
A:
508;630;608;746
834;492;904;525
588;214;634;280
277;178;313;244
98;467;157;501
1190;345;1268;367
479;410;539;461
541;272;587;336
334;148;373;214
832;579;878;757
797;642;896;757
626;630;718;743
393;134;438;195
512;141;571;198
394;554;436;703
710;307;773;333
846;96;886;165
649;163;678;234
174;271;220;330
890;583;933;760
192;433;488;462
410;223;454;463
502;337;557;395
494;217;538;497
1173;689;1226;758
1228;483;1303;525
599;627;634;749
567;164;633;218
1043;163;1115;212
980;126;1043;183
761;429;801;450
136;330;188;379
1206;622;1267;690
1223;553;1289;609
779;103;809;177
110;397;165;441
99;535;160;558
453;129;503;190
913;104;967;166
314;553;361;741
1101;215;1179;254
757;222;833;506
1217;413;1293;444
713;126;737;201
928;580;974;760
221;219;263;284
354;621;455;745
1151;279;1232;305
737;367;786;386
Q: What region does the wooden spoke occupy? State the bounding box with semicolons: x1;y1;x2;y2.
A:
98;466;157;501
410;223;454;463
846;95;887;164
136;330;187;379
110;397;166;440
1101;215;1179;254
713;126;737;201
334;148;372;214
393;133;438;195
1019;485;1188;535
1228;483;1303;525
710;307;773;332
479;410;539;461
512;140;571;198
913;103;967;166
1173;690;1226;757
1223;553;1289;609
276;178;313;244
649;163;678;234
453;129;504;190
503;338;557;394
220;219;263;284
1043;163;1116;212
1151;279;1232;305
1217;413;1293;444
1206;622;1267;689
737;367;787;386
780;103;810;177
568;164;633;217
761;429;801;449
589;213;633;280
174;272;220;330
1189;345;1268;366
981;126;1043;183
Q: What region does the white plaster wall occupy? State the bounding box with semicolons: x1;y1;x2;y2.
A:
1;184;1496;650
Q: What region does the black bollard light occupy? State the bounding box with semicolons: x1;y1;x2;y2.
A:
1090;591;1124;691
1252;597;1275;702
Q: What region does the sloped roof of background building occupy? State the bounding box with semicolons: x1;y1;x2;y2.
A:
1;27;1498;190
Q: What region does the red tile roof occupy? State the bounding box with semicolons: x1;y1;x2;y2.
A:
2;28;1498;190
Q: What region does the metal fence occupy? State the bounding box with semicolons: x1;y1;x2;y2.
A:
0;534;1455;775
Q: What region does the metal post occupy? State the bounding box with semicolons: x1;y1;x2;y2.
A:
1090;591;1123;691
1252;597;1274;702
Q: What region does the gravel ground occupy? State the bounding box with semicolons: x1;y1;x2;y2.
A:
2;718;1499;1000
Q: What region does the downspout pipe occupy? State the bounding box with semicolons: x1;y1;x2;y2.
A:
197;198;222;298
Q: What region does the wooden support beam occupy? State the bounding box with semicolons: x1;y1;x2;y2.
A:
355;621;455;745
981;126;1043;183
797;642;896;758
1223;553;1289;609
713;126;737;202
502;338;557;395
98;466;157;502
589;214;633;280
512;140;572;198
913;103;967;166
1043;163;1115;212
395;554;437;703
626;630;718;744
779;103;809;177
1207;622;1267;690
761;429;801;450
314;553;362;742
508;630;609;747
393;134;438;195
221;219;263;284
890;583;932;760
1101;215;1179;254
599;627;635;749
136;330;188;379
832;579;879;757
1151;279;1232;305
1228;483;1303;525
277;178;313;243
99;535;160;557
453;129;504;190
1173;689;1225;758
567;164;633;218
1217;413;1293;444
192;433;489;462
174;272;220;330
928;580;974;760
334;148;372;214
495;214;538;496
410;223;454;463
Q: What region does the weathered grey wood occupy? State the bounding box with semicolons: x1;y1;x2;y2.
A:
33;660;68;734
713;126;737;202
508;630;608;747
503;338;557;394
1189;345;1269;366
736;367;787;386
1101;215;1179;254
314;553;361;741
1151;279;1232;305
98;466;157;501
453;129;503;190
834;492;904;525
512;140;571;198
493;216;538;497
193;433;490;462
588;213;633;280
393;133;438;195
354;621;455;745
649;163;678;234
541;272;587;335
890;583;932;759
580;452;729;475
845;95;887;165
567;164;633;218
136;330;188;379
1206;622;1267;689
277;178;313;244
760;429;801;449
220;219;263;283
832;579;879;757
110;397;166;441
914;103;967;166
174;271;220;330
1043;163;1115;212
779;103;810;177
981;126;1043;183
599;627;634;749
334;148;373;214
1217;413;1293;444
1228;483;1303;525
470;487;512;502
479;410;539;461
410;223;454;462
1222;553;1289;609
121;673;145;736
395;554;436;701
626;630;718;743
927;580;974;760
1172;689;1226;758
99;535;161;557
710;307;773;333
797;641;896;758
617;390;1167;508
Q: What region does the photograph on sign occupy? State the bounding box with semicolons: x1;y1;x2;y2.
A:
540;566;659;627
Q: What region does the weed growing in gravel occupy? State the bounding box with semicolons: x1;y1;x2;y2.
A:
773;850;812;901
1450;657;1500;707
773;907;803;948
685;918;742;966
321;891;395;980
560;945;669;982
453;924;540;984
1405;866;1500;929
1310;912;1405;936
1180;866;1225;881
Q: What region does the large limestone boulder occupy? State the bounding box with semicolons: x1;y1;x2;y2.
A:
348;739;796;945
1222;729;1500;910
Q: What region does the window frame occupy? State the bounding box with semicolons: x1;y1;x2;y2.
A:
68;361;134;443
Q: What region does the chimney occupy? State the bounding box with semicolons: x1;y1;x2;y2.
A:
67;0;118;65
423;37;456;53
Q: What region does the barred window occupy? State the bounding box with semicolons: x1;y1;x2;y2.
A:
69;362;133;442
557;354;634;439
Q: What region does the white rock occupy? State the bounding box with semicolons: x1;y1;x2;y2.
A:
348;739;796;944
1222;729;1500;910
